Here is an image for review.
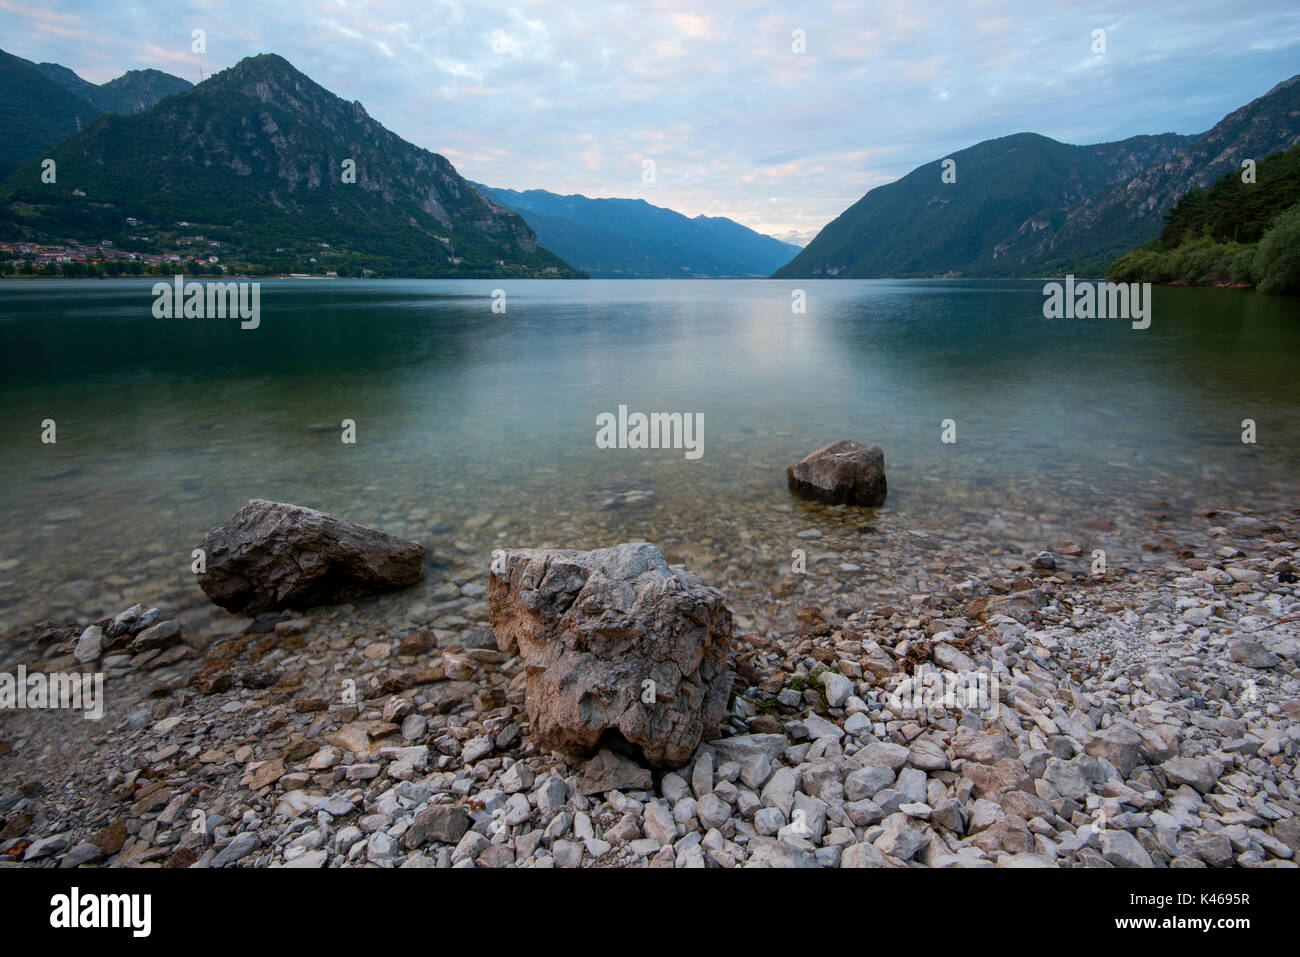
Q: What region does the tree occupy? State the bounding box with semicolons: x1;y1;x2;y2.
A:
1255;204;1300;295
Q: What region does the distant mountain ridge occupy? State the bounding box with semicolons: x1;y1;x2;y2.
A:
777;74;1300;279
2;53;577;277
475;184;801;278
0;49;191;177
774;131;1193;279
40;63;192;115
0;50;97;178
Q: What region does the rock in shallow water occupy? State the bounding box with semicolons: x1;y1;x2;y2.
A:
786;440;887;507
489;541;733;766
195;499;425;613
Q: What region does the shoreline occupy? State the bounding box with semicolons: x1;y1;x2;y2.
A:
0;274;1277;286
2;498;1296;869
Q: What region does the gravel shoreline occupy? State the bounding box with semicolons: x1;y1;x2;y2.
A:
1;501;1297;869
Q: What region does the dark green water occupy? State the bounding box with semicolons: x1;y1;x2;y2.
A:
1;278;1296;628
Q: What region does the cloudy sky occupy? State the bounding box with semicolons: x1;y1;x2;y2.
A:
6;0;1299;243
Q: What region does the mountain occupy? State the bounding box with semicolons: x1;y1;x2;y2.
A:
80;69;192;115
35;60;97;97
773;131;1192;279
475;185;801;278
38;59;192;114
0;50;96;178
777;74;1300;279
1;54;579;277
1041;75;1300;272
0;50;192;178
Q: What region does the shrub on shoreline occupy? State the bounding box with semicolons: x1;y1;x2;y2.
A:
1255;205;1300;294
1106;202;1299;293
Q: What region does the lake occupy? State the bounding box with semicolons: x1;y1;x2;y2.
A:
1;278;1297;635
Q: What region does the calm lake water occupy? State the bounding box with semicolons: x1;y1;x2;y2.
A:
1;278;1297;632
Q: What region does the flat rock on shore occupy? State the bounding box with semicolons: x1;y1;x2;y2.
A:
195;499;425;613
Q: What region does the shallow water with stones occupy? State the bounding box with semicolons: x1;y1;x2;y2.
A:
1;278;1296;637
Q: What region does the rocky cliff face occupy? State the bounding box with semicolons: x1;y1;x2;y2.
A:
1035;75;1300;271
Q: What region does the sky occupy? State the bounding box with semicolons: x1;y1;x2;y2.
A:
5;0;1300;244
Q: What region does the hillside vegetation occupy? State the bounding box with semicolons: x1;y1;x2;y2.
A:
1108;144;1300;294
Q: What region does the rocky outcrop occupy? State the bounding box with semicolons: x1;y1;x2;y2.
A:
195;499;424;613
488;542;733;766
787;440;888;506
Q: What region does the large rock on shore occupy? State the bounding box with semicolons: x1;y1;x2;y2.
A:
196;499;425;613
787;440;887;506
489;542;733;767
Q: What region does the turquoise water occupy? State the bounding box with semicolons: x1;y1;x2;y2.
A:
1;278;1297;629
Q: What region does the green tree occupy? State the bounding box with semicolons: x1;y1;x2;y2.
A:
1255;204;1300;295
